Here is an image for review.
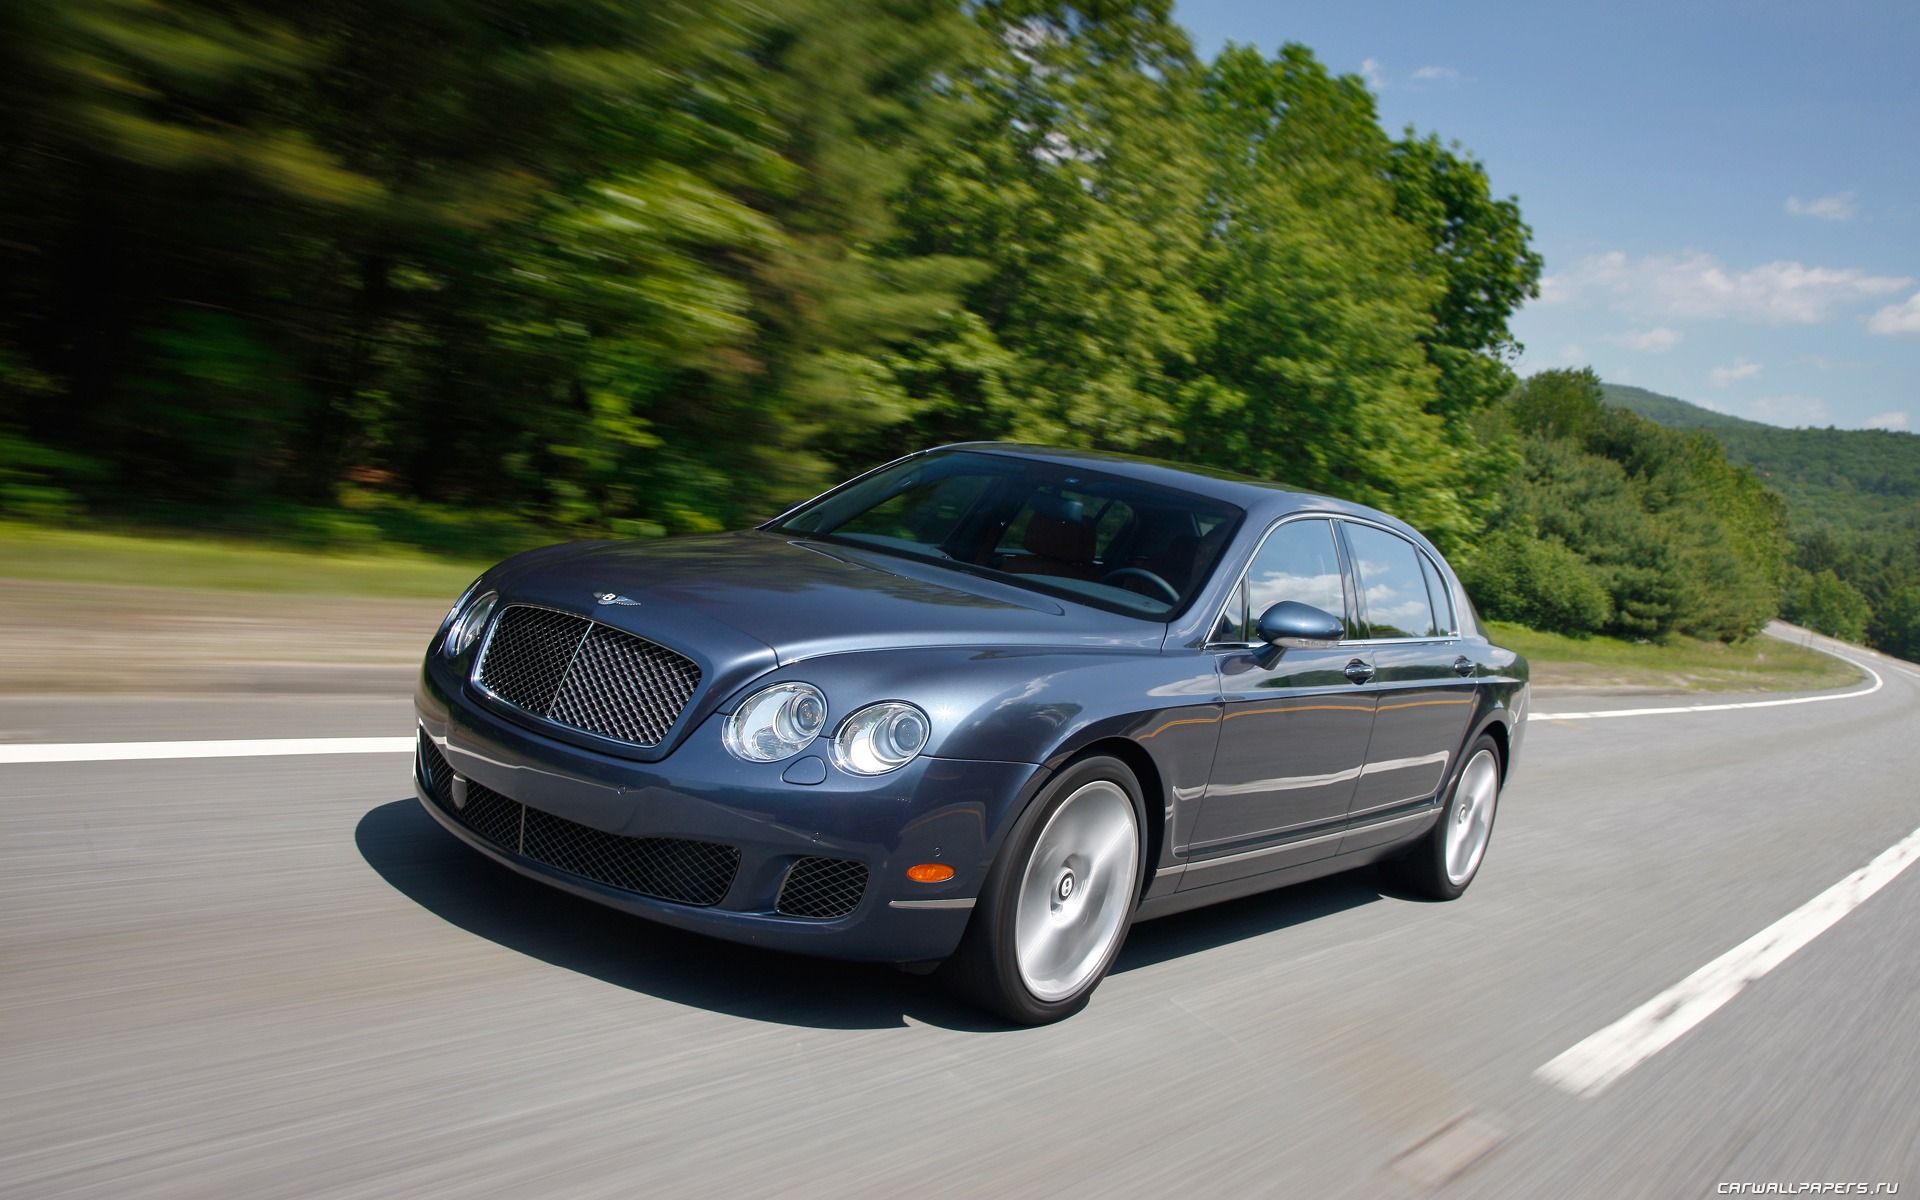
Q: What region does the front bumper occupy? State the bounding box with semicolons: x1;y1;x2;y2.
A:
415;668;1046;963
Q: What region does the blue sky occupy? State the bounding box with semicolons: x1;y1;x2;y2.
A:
1174;0;1920;430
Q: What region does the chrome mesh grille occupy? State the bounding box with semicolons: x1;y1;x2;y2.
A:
458;780;525;851
776;857;870;919
476;606;585;713
476;605;700;746
419;741;739;907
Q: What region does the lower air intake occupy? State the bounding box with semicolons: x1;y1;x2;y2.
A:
776;857;870;919
418;734;738;907
521;808;739;907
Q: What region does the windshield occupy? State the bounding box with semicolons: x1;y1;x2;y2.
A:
770;451;1243;620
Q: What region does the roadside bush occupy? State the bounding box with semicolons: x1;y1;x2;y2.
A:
1458;529;1613;635
1782;567;1871;643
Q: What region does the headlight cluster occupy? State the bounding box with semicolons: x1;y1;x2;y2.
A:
723;683;827;762
723;684;930;775
831;702;931;775
443;589;499;658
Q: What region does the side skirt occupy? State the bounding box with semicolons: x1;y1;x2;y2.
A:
1134;814;1437;923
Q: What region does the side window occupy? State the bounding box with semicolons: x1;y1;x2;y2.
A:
1212;575;1246;643
1238;519;1347;641
1343;523;1439;640
1419;552;1456;637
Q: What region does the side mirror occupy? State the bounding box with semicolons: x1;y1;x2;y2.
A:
1256;600;1344;649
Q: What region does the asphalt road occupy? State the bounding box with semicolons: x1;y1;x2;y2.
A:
4;634;1918;1198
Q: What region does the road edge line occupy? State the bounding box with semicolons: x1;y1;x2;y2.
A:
0;736;415;764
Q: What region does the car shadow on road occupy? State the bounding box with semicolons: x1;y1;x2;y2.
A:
358;798;1393;1032
1112;872;1389;976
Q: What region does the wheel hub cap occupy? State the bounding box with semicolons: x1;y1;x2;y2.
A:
1013;780;1140;1003
1443;749;1500;886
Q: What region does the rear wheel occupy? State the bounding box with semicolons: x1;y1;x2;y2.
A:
1384;734;1501;900
943;755;1144;1024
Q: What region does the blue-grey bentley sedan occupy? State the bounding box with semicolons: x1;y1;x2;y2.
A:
414;444;1527;1023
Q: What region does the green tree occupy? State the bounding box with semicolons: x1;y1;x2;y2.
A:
1183;44;1469;545
1783;568;1872;643
1475;369;1787;640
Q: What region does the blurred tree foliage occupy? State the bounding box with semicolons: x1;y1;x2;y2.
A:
0;0;1539;551
2;0;1794;646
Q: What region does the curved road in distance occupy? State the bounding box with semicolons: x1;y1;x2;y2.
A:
3;629;1917;1198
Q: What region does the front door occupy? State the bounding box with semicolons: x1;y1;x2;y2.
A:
1183;518;1376;888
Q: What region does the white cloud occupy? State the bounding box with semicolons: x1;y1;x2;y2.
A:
1539;251;1911;325
1603;327;1682;353
1709;358;1763;387
1746;395;1831;427
1361;58;1388;90
1868;292;1920;337
1785;192;1858;221
1800;354;1865;370
1865;411;1910;431
1409;66;1462;87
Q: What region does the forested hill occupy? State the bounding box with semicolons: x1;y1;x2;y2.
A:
1600;381;1920;653
1600;383;1920;535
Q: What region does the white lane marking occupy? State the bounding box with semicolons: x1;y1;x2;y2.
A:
1530;654;1884;722
0;737;414;764
1537;821;1920;1097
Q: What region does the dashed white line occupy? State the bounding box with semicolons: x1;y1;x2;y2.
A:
0;736;413;764
1537;821;1920;1097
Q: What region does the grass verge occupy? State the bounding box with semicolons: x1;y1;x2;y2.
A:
1488;620;1859;693
0;520;500;598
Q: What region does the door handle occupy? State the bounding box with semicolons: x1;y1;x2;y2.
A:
1343;658;1375;685
1452;656;1476;678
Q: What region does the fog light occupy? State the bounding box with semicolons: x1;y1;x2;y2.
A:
906;863;954;883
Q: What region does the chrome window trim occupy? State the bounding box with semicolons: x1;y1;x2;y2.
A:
1203;512;1463;650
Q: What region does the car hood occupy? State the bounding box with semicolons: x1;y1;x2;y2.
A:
494;531;1164;667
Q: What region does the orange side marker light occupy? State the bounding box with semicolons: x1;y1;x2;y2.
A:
906;863;955;883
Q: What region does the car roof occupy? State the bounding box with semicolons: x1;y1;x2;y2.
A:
932;442;1431;547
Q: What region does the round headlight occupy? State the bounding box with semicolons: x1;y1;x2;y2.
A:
832;701;931;775
724;682;828;762
441;576;484;632
443;591;499;658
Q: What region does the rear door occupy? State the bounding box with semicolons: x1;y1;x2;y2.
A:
1336;521;1479;850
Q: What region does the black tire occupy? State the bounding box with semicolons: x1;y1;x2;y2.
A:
1383;733;1503;901
941;754;1146;1025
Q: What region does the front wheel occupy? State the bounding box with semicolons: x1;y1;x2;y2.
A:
1383;734;1502;900
943;755;1144;1024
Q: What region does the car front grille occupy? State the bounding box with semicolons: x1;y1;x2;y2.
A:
417;734;739;907
776;856;870;919
475;605;701;746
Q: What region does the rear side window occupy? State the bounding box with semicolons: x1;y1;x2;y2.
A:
1342;523;1439;640
1231;519;1348;641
